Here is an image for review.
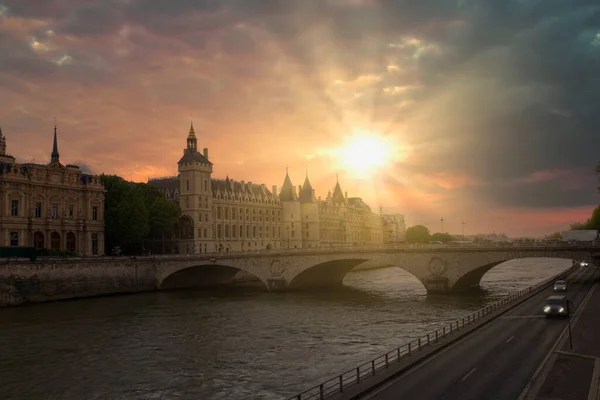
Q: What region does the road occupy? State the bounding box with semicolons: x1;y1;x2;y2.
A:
359;266;599;400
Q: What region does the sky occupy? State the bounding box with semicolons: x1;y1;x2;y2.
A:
1;0;599;237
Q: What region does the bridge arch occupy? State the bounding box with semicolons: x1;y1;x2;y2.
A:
159;263;269;290
287;254;425;291
288;259;371;289
449;256;581;293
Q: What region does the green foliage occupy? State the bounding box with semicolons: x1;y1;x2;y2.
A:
545;232;562;239
405;225;431;243
430;232;455;242
100;174;180;253
570;205;600;231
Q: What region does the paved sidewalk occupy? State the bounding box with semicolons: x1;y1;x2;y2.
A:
534;281;600;400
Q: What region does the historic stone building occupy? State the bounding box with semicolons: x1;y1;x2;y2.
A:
149;124;405;253
149;123;282;254
0;127;105;255
280;172;388;248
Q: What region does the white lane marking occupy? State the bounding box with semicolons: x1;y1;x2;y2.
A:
518;281;598;400
506;335;515;343
460;368;476;382
501;315;546;319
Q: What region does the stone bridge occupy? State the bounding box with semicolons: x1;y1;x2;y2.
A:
155;245;600;294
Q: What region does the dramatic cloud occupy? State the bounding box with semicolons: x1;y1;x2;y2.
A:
1;0;599;236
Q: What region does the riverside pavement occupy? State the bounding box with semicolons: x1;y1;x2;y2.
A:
525;272;600;400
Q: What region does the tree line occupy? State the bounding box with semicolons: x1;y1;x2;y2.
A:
100;174;180;255
570;162;600;231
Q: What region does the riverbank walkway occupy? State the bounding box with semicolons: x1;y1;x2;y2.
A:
526;280;600;400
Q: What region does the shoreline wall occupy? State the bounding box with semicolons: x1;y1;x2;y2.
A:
0;260;399;306
0;259;156;307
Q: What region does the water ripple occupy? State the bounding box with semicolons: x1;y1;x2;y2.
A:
0;258;569;400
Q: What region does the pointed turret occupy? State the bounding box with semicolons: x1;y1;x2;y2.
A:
279;167;298;201
0;127;6;156
299;174;316;203
51;125;60;163
187;121;197;151
332;175;345;204
178;122;211;165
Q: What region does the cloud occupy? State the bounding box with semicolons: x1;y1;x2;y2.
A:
0;0;599;236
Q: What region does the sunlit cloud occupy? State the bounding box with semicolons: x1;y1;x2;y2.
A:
0;0;599;236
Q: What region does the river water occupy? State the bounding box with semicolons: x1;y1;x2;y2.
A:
0;258;570;400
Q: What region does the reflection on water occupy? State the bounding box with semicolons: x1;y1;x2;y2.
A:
0;258;569;400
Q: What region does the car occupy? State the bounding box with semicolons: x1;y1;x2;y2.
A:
553;280;567;292
543;295;570;318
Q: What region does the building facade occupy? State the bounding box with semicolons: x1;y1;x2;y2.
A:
0;127;105;255
149;124;405;253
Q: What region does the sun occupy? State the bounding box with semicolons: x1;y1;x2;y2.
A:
335;131;398;178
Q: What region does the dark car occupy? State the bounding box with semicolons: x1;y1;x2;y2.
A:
553;280;567;292
543;295;570;318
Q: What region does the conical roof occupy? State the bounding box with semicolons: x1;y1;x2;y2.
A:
299;175;316;203
332;179;345;204
279;168;297;201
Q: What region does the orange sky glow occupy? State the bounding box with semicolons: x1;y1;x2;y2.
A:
0;0;598;237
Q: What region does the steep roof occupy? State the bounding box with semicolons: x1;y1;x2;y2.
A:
279;169;297;201
299;175;316;203
348;197;371;211
177;148;212;165
331;180;346;204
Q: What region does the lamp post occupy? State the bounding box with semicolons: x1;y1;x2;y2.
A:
461;221;466;239
440;217;445;234
286;226;290;249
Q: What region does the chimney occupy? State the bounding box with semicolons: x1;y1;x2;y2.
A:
298;185;302;192
272;185;277;196
203;148;208;158
345;191;348;199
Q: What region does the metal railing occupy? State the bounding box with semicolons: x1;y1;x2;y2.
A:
127;241;600;258
287;264;578;400
11;242;599;264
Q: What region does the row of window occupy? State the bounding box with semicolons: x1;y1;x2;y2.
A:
8;231;100;254
214;225;283;239
215;206;281;222
9;200;99;220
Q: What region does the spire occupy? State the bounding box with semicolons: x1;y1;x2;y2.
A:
299;173;316;203
0;127;6;156
186;121;197;151
279;167;298;201
188;121;196;138
51;124;60;163
332;176;345;204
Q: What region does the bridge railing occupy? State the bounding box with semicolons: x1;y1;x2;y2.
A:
287;263;578;400
121;241;600;259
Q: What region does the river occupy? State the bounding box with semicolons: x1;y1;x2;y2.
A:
0;258;570;400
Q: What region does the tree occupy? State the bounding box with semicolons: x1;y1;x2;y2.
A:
405;225;431;243
430;232;455;242
101;175;180;254
545;232;562;239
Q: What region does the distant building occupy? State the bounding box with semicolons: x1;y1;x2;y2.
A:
149;124;406;253
0;127;105;255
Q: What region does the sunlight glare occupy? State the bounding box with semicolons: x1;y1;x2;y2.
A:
335;131;405;179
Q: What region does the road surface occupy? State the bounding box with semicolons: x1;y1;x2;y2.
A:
359;266;599;400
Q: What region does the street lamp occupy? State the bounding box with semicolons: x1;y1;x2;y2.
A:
461;221;466;239
440;217;445;234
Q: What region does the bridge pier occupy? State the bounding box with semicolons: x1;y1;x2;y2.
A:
422;277;450;295
267;278;287;291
